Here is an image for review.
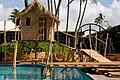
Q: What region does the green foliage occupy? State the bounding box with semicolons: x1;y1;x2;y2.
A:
63;47;69;53
6;42;15;53
53;43;68;53
1;41;69;54
9;9;20;22
10;9;20;18
107;25;112;32
53;43;62;52
23;41;35;53
1;42;15;53
94;13;105;25
38;42;49;52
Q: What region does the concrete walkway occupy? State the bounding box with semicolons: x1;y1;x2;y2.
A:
87;73;120;80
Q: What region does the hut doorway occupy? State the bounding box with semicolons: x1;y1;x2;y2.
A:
38;17;47;40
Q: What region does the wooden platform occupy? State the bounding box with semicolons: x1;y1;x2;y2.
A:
80;49;111;62
106;72;120;77
38;62;120;68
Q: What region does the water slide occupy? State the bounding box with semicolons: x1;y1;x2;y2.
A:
80;49;111;62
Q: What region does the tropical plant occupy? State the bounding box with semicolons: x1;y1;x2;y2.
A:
38;42;49;52
2;42;15;53
94;13;105;25
9;9;20;22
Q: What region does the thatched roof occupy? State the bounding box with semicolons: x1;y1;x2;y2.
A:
16;0;60;25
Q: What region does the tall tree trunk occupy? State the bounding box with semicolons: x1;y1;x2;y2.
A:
78;0;88;31
54;0;57;12
24;0;28;8
66;0;70;32
66;0;70;45
74;0;82;49
47;0;50;11
55;0;62;16
50;0;53;13
75;0;82;31
54;0;60;42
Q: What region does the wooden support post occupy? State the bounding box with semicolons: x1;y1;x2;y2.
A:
74;32;77;62
74;31;77;49
68;37;70;47
45;19;54;77
18;30;19;40
35;40;38;65
3;21;7;63
95;32;97;51
13;67;16;80
89;34;92;49
15;19;17;41
45;39;52;77
99;27;101;51
104;33;109;57
89;25;92;49
43;27;45;40
80;29;82;49
13;41;18;68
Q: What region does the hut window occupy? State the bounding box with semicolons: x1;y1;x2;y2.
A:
26;17;31;26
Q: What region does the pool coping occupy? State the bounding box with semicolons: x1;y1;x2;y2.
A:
0;64;45;67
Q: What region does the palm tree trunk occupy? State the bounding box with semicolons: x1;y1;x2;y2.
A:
66;0;70;45
24;0;28;8
55;0;62;16
54;0;60;42
74;0;82;49
50;0;53;13
54;0;57;12
75;0;88;49
66;0;70;32
47;0;50;11
78;0;88;30
75;0;82;31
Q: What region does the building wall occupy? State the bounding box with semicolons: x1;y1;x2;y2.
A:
20;4;53;40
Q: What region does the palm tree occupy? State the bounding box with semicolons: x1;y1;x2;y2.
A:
10;0;29;21
94;13;105;25
9;9;20;23
94;13;105;55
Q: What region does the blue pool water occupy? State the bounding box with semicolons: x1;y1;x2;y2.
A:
0;65;93;80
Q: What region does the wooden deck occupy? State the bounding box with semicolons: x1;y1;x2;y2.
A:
38;62;120;68
106;72;120;77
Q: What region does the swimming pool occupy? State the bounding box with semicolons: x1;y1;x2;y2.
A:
0;64;93;80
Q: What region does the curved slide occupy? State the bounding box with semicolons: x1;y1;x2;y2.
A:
80;49;111;62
